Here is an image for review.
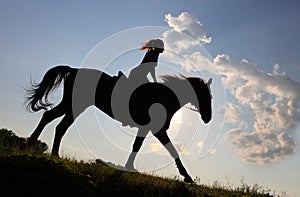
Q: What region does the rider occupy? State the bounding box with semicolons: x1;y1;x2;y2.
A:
128;39;164;83
115;39;164;127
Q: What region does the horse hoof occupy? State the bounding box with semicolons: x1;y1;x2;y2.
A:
51;152;60;159
125;164;137;172
126;167;137;172
184;176;194;183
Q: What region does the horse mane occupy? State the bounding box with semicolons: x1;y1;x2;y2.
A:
160;74;184;83
160;74;205;85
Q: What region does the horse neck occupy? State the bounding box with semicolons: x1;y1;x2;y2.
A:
164;79;198;108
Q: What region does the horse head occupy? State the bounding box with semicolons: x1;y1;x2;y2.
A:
187;77;213;124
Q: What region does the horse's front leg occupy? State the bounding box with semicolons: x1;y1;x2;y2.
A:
154;130;193;183
125;128;148;171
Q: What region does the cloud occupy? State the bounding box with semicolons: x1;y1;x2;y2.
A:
162;12;211;54
162;12;300;164
224;102;242;125
209;148;216;155
215;56;300;164
197;141;204;148
197;140;217;155
165;12;212;44
151;142;190;156
227;128;296;164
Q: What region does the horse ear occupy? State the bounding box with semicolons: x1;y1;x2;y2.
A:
207;78;212;86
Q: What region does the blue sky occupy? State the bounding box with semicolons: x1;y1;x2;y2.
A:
1;1;300;196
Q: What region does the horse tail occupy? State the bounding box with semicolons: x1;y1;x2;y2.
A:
25;65;76;112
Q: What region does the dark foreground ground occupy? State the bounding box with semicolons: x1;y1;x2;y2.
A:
0;128;275;197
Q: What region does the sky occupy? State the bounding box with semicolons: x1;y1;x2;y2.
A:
1;1;300;196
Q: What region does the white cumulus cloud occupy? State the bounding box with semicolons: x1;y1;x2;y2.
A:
162;12;300;164
151;142;190;156
162;12;211;53
165;12;212;44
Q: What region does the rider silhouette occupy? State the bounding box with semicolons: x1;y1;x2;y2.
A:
114;39;164;127
128;39;164;83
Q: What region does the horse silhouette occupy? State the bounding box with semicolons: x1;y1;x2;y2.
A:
24;65;212;183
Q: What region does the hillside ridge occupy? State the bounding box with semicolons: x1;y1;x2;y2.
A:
0;128;274;196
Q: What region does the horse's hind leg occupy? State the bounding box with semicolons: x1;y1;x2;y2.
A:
51;113;74;157
125;128;148;171
154;130;193;183
26;103;65;146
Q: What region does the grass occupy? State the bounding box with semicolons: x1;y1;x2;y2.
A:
0;128;279;196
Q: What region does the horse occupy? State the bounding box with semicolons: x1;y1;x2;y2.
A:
24;65;213;183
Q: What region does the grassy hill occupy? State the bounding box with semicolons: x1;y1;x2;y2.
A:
0;128;275;197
